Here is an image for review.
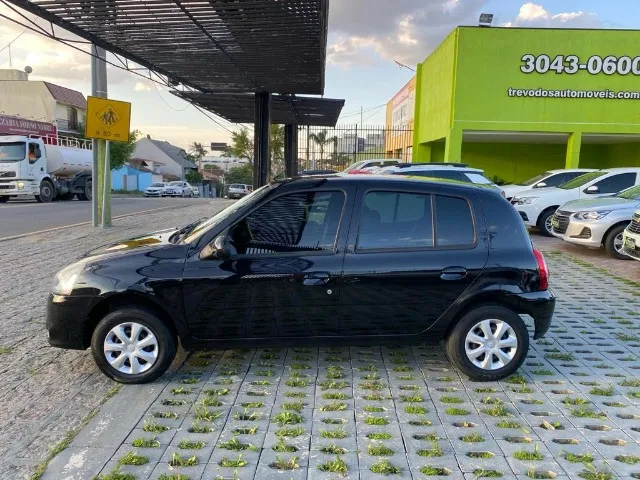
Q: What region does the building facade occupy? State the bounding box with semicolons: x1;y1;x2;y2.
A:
412;27;640;183
133;135;197;180
385;76;415;162
0;69;86;137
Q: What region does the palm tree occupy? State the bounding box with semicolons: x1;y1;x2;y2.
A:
189;142;208;169
309;130;338;161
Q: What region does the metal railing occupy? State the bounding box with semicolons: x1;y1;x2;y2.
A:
297;124;413;172
29;133;92;150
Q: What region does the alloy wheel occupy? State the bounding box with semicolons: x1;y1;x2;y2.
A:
614;233;624;253
544;215;554;235
465;319;518;370
103;322;159;374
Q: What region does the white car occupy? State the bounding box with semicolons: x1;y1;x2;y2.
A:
501;169;594;201
144;182;166;197
163;181;194;197
228;184;252;199
551;185;640;259
191;186;200;197
343;159;399;173
513;168;640;237
381;163;503;194
623;209;640;261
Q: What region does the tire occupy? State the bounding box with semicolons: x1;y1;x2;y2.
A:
445;305;529;382
604;224;632;261
91;307;177;384
537;209;556;237
0;196;9;203
37;179;55;203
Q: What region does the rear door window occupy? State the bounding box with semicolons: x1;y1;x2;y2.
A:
357;192;433;250
434;195;475;247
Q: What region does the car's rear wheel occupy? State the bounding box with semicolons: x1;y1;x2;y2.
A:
91;307;176;384
445;305;529;381
604;224;632;261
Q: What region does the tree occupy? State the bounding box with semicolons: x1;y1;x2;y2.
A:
189;142;208;168
309;129;337;160
186;169;203;184
110;130;141;170
270;124;285;178
225;127;254;163
225;125;286;179
225;164;253;185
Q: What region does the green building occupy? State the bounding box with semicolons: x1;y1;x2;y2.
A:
412;27;640;183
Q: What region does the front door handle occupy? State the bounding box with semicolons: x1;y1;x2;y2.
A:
303;272;331;286
440;267;467;281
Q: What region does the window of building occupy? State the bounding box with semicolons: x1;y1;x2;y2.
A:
230;191;345;255
67;107;78;130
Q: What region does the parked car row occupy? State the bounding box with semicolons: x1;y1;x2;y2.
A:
144;181;200;198
623;211;640;261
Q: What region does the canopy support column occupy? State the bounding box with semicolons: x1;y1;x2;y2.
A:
285;124;298;177
253;91;271;187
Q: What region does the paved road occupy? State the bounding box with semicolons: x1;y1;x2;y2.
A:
0;196;214;239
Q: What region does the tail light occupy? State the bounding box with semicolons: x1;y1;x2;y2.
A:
533;247;549;290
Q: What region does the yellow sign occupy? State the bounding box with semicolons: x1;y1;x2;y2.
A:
85;96;131;142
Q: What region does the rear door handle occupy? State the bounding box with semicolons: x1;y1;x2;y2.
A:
303;272;331;286
440;267;467;281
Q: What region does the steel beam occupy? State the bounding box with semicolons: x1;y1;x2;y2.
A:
284;124;298;177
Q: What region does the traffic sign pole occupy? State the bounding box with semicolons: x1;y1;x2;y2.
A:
90;44;107;227
102;140;111;228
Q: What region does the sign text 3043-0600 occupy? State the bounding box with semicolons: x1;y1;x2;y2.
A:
521;54;640;76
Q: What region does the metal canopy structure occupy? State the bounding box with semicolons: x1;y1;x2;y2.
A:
171;91;345;127
5;0;329;94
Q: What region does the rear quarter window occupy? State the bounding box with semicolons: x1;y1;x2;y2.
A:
435;195;475;247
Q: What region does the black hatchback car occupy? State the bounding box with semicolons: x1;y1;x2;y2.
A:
48;175;555;384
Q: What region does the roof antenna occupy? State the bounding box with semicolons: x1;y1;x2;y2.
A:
394;60;415;72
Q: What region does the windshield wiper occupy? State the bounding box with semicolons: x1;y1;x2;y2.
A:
169;217;208;244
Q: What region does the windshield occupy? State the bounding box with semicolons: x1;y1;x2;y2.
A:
520;172;549;186
169;181;183;186
0;142;26;162
343;161;366;173
465;173;493;185
559;171;606;190
150;183;165;187
617;185;640;200
181;184;274;244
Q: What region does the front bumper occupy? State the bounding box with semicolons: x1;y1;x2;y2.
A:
46;294;94;350
554;218;607;248
0;181;38;196
623;230;640;261
145;191;162;196
514;204;542;227
515;290;556;339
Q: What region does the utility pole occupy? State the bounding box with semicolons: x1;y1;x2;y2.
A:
360;106;363;128
91;45;109;227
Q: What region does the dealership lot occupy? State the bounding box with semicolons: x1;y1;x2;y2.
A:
0;201;639;479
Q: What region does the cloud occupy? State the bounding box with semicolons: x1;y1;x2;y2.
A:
327;0;486;67
504;3;600;28
134;81;152;92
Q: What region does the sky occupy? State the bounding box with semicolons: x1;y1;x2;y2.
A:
0;1;636;150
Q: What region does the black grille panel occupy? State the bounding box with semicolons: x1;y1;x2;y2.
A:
0;171;15;178
629;215;640;234
552;210;571;234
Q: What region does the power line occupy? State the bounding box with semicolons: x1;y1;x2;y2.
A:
151;81;191;111
0;29;26;54
192;104;236;135
339;103;386;118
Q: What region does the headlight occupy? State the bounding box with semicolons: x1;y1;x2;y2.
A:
17;181;24;190
516;197;538;205
573;210;611;221
51;263;84;295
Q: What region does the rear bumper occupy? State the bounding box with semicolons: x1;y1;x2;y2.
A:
514;290;556;339
46;294;93;350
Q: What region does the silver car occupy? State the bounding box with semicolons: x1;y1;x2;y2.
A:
551;185;640;260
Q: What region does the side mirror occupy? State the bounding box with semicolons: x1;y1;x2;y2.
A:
200;234;230;260
35;146;42;159
534;182;547;188
585;185;599;194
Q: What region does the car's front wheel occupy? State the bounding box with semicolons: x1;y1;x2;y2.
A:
445;305;529;381
91;307;176;384
604;224;632;261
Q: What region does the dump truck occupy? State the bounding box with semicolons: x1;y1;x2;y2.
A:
0;135;93;203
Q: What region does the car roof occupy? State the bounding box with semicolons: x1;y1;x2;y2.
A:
548;168;596;173
279;173;501;196
388;164;484;173
601;167;640;173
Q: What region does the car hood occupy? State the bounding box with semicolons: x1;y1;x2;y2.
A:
515;186;564;198
80;228;180;260
559;197;639;213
